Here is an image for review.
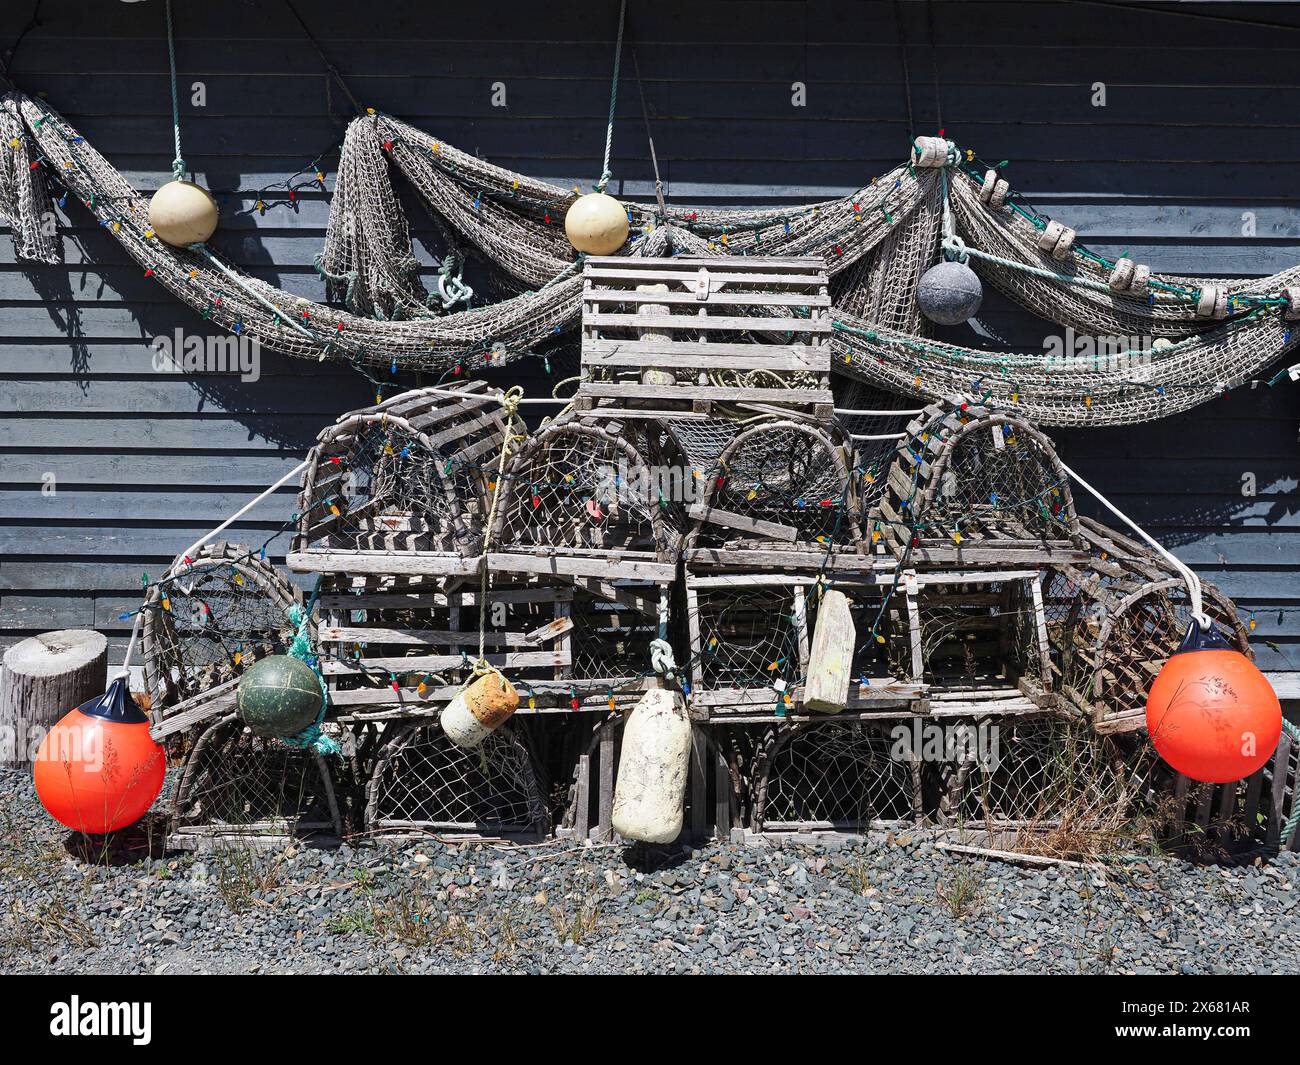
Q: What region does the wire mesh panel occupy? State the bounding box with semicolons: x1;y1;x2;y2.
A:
141;541;300;716
171;714;342;840
365;721;549;837
290;384;504;572
685;417;863;555
752;720;921;831
492;416;683;566
872;399;1082;561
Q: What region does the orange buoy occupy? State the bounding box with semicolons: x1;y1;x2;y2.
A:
33;676;166;834
1146;620;1281;784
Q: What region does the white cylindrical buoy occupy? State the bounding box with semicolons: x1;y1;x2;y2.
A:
440;672;519;748
564;192;629;255
149;179;219;247
611;687;693;844
804;589;856;714
0;630;107;767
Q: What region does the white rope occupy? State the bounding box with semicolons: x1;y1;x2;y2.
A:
1059;459;1211;628
117;458;312;676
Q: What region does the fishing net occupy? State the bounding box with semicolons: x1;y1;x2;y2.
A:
4;88;1297;424
692;583;806;693
172;714;341;836
365;721;548;836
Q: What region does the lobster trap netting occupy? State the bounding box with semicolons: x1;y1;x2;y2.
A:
140;542;300;713
567;585;665;683
902;581;1040;686
872;401;1080;555
692;584;806;693
494;418;682;558
1040;518;1250;731
295;387;504;560
686;418;862;552
944;718;1128;826
171;715;342;837
753;721;919;830
365;721;549;836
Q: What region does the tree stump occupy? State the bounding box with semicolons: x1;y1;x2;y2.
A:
0;630;108;767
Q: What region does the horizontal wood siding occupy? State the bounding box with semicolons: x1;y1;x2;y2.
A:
0;0;1298;671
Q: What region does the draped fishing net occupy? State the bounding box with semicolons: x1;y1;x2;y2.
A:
2;88;1297;425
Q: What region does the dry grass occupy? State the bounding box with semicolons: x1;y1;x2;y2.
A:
935;864;983;918
211;847;287;913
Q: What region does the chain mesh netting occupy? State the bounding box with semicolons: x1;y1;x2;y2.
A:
172;716;339;834
366;722;548;835
905;582;1038;685
141;545;299;711
756;721;917;829
568;590;661;681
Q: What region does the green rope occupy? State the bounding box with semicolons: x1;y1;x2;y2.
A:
281;578;340;756
593;0;626;193
164;0;185;181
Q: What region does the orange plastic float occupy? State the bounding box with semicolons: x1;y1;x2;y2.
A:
1146;620;1282;784
33;676;166;834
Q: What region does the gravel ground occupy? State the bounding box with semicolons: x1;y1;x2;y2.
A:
3;768;1299;975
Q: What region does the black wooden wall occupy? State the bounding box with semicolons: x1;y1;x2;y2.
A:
0;0;1297;680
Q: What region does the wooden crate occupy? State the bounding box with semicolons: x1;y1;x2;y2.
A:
576;255;834;418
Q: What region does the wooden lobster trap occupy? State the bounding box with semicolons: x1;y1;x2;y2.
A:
288;382;506;579
487;411;683;584
674;414;867;567
1041;516;1251;734
141;541;303;747
168;712;346;850
575;255;834;419
870;399;1087;566
682;564;1057;720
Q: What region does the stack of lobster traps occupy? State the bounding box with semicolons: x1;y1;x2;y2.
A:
134;254;1277;856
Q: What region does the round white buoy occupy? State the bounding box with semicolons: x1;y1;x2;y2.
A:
564;192;629;255
148;180;219;247
916;260;984;325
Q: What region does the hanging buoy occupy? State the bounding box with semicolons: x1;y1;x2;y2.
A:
611;687;692;843
978;169;1009;210
564;192;629;255
1146;619;1281;784
916;260;983;325
909;136;956;169
33;676;165;834
1037;219;1075;260
236;654;323;738
1283;286;1300;321
804;589;856;714
441;671;519;748
148;179;219;247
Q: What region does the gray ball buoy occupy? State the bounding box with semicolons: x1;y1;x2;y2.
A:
916;260;984;325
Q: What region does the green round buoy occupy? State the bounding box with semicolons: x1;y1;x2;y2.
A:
236;655;323;737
